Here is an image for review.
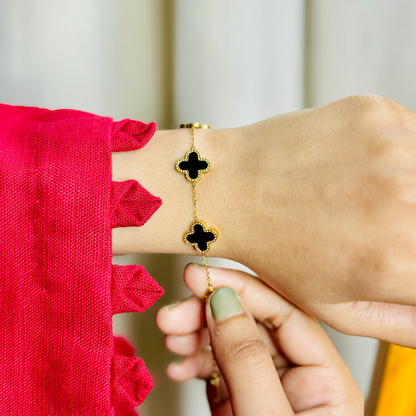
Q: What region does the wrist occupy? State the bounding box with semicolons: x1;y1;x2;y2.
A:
223;116;290;272
112;125;241;259
196;126;242;260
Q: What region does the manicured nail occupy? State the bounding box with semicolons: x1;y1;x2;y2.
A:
210;287;242;322
193;263;205;267
162;301;180;310
172;358;183;365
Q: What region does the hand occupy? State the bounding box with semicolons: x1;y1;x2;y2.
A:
228;95;416;347
157;265;363;415
115;94;416;347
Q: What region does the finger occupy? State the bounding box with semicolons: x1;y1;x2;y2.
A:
326;301;416;348
185;265;334;366
184;264;294;327
158;301;282;360
165;328;210;356
156;296;205;335
165;330;286;388
207;287;294;416
185;266;362;412
256;323;291;373
281;365;355;414
167;349;216;382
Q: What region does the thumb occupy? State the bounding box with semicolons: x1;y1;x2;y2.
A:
206;287;294;416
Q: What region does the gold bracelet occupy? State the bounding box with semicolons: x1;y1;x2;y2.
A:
177;123;221;402
176;122;218;297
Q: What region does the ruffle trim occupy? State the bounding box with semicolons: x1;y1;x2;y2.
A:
111;355;153;406
112;119;157;152
111;180;162;228
111;264;163;315
110;119;162;412
113;337;138;416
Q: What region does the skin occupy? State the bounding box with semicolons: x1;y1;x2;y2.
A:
113;94;416;347
157;265;364;415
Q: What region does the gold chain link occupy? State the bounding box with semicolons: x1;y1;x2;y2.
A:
190;125;196;150
192;182;198;221
203;254;213;295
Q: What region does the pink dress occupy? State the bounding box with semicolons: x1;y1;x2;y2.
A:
0;104;163;415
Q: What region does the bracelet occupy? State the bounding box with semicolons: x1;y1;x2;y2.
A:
176;122;218;297
177;123;222;403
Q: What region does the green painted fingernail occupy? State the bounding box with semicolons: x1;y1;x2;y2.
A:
193;263;205;267
210;287;242;322
162;301;180;310
172;358;183;365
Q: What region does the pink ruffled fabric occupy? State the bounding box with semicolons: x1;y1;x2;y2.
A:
0;105;163;415
113;337;139;416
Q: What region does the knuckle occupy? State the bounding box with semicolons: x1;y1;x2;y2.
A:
342;94;387;112
345;93;386;108
359;93;389;106
226;336;269;367
342;94;399;129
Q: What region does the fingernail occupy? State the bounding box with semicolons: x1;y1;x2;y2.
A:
162;301;180;310
210;287;242;322
193;263;205;267
172;358;183;365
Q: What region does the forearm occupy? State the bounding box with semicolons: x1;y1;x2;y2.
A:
112;126;240;258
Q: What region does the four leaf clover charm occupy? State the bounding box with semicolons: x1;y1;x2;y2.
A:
184;221;218;254
176;150;210;182
176;126;218;253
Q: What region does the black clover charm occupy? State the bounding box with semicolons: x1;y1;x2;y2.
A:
176;149;210;183
184;220;218;254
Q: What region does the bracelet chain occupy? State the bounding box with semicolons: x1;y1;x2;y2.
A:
177;123;216;297
177;123;218;401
